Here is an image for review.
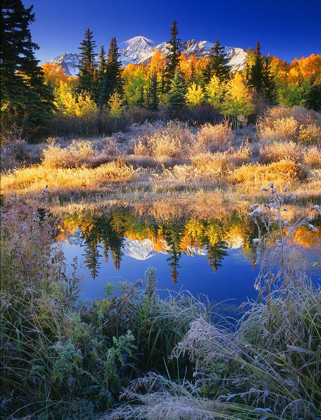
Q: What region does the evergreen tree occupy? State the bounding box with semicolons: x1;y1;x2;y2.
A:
247;41;275;102
104;37;123;101
77;28;97;99
164;21;181;91
306;80;321;112
1;0;55;141
168;68;187;109
146;72;159;111
203;39;231;85
189;60;196;85
96;45;110;108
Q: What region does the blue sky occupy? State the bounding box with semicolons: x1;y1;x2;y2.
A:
24;0;321;64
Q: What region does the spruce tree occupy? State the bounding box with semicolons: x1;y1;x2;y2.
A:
168;68;187;109
247;41;275;102
146;72;159;111
77;28;97;99
1;0;55;141
165;21;181;91
306;80;321;112
203;39;231;85
104;37;123;100
97;45;109;108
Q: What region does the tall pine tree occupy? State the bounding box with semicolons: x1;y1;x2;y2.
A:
203;39;231;85
1;0;55;141
77;28;97;99
168;68;187;109
97;45;109;108
146;72;159;111
247;41;275;102
104;37;123;102
164;21;181;91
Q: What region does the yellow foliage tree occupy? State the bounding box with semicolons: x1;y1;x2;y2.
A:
222;72;254;119
54;81;77;116
186;83;205;108
75;92;97;117
108;92;125;118
205;75;226;111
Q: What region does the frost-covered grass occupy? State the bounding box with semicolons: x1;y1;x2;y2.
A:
1;106;321;199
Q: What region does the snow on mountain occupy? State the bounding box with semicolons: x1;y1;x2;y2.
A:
123;238;157;261
49;36;247;75
121;36;156;65
49;52;79;76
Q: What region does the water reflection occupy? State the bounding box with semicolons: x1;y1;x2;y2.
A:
57;208;262;284
56;202;321;306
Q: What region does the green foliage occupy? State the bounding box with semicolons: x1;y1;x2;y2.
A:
104;37;124;102
168;68;187;109
246;41;275;102
203;39;231;84
77;28;97;100
164;20;181;91
0;0;56;142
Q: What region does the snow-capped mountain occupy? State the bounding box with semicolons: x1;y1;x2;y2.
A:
49;52;79;77
123;238;157;261
49;36;246;76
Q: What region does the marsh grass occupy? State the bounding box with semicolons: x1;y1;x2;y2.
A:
1;160;135;195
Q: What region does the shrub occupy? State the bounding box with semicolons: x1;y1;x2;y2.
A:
197;121;234;152
1;141;43;172
259;140;303;163
298;123;321;145
303;145;321;168
231;160;306;185
192;146;252;175
133;121;196;159
258;106;321;145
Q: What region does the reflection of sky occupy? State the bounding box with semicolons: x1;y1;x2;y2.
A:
63;236;321;307
63;240;264;307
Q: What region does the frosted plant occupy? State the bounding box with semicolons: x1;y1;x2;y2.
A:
248;183;320;301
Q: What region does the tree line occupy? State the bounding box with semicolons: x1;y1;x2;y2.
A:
1;0;321;142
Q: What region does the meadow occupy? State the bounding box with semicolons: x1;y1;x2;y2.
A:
2;106;321;203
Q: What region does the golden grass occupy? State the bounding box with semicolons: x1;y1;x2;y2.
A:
2;160;135;194
231;160;306;185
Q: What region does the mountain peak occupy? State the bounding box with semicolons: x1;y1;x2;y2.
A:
49;37;247;75
123;36;154;46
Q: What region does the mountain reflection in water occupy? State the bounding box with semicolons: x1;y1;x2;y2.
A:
57;206;321;304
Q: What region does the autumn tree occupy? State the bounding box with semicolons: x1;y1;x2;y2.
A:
77;28;97;99
1;0;55;141
122;63;147;107
203;39;231;84
108;91;125;118
186;83;205;108
165;20;181;91
222;72;254;124
205;75;226;111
